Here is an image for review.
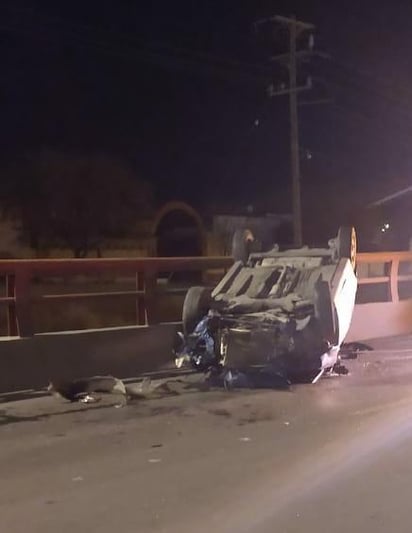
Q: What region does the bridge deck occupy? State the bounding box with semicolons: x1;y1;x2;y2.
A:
2;335;412;533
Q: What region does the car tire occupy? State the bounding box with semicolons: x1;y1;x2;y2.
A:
182;286;211;336
232;229;255;264
336;226;357;269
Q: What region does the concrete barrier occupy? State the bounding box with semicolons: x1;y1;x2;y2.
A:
1;307;410;395
0;323;180;394
346;301;412;342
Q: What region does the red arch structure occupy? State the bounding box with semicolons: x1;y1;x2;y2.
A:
152;201;206;256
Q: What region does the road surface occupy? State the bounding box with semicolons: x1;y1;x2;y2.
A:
2;336;412;532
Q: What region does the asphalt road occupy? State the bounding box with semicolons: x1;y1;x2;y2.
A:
3;337;412;533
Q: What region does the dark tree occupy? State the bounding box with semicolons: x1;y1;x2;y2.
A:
2;150;153;257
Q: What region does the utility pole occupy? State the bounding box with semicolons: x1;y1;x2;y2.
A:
257;15;315;247
289;17;301;246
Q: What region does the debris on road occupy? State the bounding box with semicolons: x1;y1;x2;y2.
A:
48;376;127;403
207;367;291;391
125;378;178;399
174;227;358;388
339;342;374;360
80;394;99;404
47;375;178;405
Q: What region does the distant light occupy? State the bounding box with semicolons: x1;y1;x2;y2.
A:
380;222;390;233
254;119;260;127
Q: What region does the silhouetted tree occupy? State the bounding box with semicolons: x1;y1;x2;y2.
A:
2;149;153;257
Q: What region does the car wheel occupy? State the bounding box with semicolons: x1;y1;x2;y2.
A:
231;229;255;264
182;286;211;336
336;226;357;269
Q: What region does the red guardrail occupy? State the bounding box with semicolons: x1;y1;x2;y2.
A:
0;256;233;337
355;251;412;304
348;251;412;341
0;251;411;338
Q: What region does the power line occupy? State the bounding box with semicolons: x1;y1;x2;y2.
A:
318;76;412;142
329;57;412;103
329;104;412;158
0;10;275;86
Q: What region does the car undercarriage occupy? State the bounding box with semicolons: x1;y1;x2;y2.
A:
174;227;358;388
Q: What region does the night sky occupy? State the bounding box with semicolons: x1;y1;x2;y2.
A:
1;1;412;240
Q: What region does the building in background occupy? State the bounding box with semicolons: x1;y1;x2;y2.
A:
0;202;293;259
212;212;292;255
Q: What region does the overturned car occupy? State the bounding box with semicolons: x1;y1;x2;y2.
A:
174;227;358;386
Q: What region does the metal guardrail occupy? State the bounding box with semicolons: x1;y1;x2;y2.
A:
0;251;411;338
356;251;412;304
348;251;412;341
0;257;233;337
